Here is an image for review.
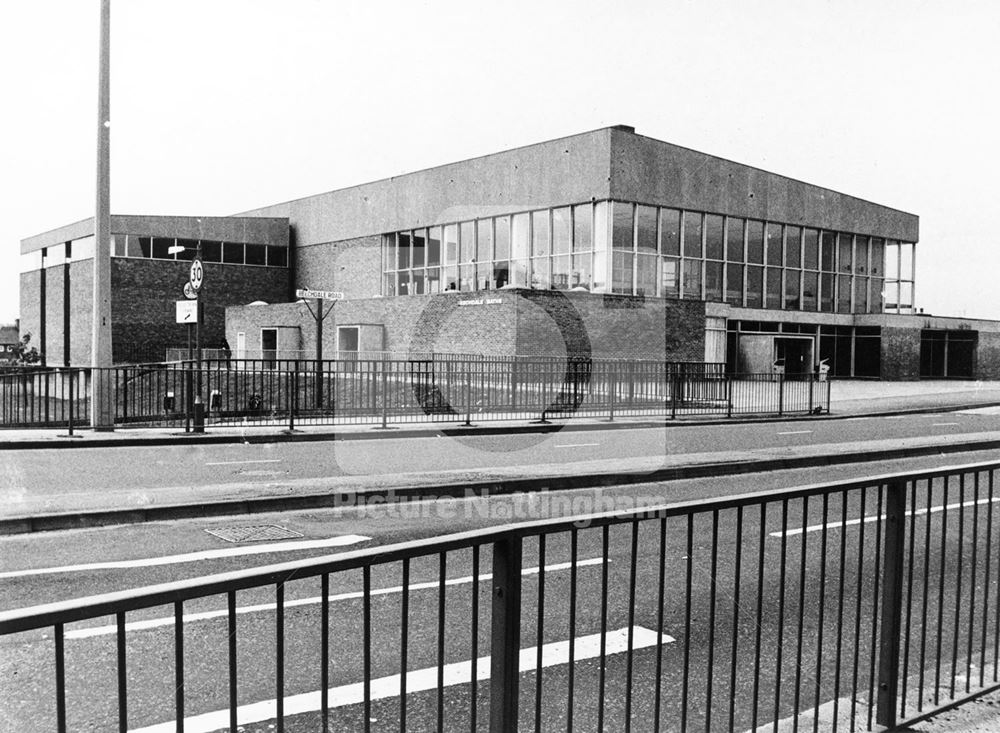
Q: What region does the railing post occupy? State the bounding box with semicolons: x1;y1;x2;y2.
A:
464;361;473;427
777;372;784;417
490;536;522;733
670;373;678;419
876;479;908;727
380;358;389;429
67;370;75;437
607;361;616;422
287;361;296;432
726;376;733;418
808;374;814;414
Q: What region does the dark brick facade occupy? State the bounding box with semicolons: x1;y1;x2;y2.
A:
111;258;289;362
880;327;921;380
979;333;1000;380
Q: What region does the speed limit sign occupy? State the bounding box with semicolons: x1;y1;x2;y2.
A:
189;258;204;291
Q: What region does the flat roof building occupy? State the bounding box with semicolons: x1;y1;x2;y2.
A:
18;126;1000;379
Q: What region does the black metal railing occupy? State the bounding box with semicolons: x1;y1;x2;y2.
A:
2;461;1000;730
0;357;830;429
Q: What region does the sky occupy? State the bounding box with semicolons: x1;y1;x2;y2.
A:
2;0;999;325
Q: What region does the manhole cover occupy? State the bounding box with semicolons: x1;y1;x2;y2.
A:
205;525;304;543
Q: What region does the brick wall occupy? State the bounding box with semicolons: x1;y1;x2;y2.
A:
227;289;708;361
111;258;288;362
43;267;65;365
977;332;1000;379
69;260;94;365
881;326;921;380
515;290;706;360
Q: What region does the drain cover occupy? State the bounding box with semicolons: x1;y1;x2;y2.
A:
205;525;304;543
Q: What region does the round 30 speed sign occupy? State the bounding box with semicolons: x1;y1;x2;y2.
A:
189;258;203;291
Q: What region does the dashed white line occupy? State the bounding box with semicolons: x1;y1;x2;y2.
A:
65;558;607;639
130;625;674;733
932;422;960;427
777;430;813;436
205;459;282;466
0;535;370;579
771;496;1000;537
554;443;600;448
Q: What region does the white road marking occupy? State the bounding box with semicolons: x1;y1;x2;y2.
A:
130;625;674;733
554;443;600;448
777;430;813;435
771;496;1000;537
932;422;960;427
66;558;606;639
205;459;282;466
884;415;908;420
0;535;370;579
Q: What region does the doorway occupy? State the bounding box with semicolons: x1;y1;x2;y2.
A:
775;337;813;378
261;328;277;364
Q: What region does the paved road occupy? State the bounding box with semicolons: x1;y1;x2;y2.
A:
3;409;1000;518
4;450;1000;731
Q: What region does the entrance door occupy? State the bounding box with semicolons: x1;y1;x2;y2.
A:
775;337;812;378
261;328;277;364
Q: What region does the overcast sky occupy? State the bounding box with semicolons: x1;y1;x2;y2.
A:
2;0;998;326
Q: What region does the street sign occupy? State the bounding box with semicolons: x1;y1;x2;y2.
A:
176;300;198;323
296;289;343;300
183;282;198;300
189;258;204;291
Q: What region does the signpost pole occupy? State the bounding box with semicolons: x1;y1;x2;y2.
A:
315;297;323;409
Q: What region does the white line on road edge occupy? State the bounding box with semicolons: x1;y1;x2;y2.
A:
0;535;371;579
776;430;813;435
205;459;282;466
771;496;1000;538
67;558;606;639
129;625;673;733
554;443;600;448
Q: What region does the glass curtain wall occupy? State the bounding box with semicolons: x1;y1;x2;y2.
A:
381;200;908;315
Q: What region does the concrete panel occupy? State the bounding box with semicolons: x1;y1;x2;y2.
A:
609;128;918;241
238;129;613;245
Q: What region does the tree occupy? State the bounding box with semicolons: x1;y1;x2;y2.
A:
13;333;41;365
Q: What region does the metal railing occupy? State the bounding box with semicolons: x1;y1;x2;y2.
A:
3;460;999;731
0;358;829;430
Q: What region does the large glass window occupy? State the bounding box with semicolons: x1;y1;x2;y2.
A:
802;271;818;310
726;217;745;262
837;233;853;273
660;209;680;256
747;221;764;264
661;257;680;297
428;227;442;266
784;270;800;310
531;211;549;257
704;261;723;301
820;231;836;271
854;236;869;276
683;212;702;258
612;202;633;251
785;226;801;268
682;259;702;299
766;268;782;309
820;272;835;312
460;221;475;262
803;229;819;270
396;233;411;269
746;266;763;308
593;202;609;292
705;214;724;260
637;254;657;296
766;223;783;266
476;221;491;263
511;214;529;287
552;208;571;256
245;244;267;266
552;255;571;290
637;205;657;252
725;263;743;306
412;231;426;268
573;205;592;252
444;225;459;265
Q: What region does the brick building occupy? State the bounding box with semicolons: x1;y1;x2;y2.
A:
18;126;1000;378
